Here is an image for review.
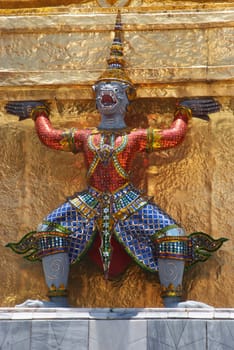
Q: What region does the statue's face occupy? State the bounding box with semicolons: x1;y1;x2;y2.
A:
94;81;129;116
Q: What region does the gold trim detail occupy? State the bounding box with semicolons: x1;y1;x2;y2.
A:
147;128;162;152
48;284;68;297
174;106;192;119
161;283;183;298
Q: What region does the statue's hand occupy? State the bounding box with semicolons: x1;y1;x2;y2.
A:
180;98;221;121
5;101;50;121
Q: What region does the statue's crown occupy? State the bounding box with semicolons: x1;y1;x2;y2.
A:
96;11;135;98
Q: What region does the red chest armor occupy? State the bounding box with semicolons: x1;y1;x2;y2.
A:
83;131;146;192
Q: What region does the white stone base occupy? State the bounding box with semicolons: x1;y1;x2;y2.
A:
0;308;233;349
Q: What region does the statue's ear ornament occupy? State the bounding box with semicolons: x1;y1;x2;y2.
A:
95;10;136;101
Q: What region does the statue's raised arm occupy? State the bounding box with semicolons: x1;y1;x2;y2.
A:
5;100;84;153
145;97;221;153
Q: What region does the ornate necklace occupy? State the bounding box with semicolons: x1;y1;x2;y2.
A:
87;132;129;179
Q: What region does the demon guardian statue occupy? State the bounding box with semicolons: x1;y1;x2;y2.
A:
5;13;227;308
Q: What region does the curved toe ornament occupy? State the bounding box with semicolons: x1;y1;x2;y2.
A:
6;231;38;260
188;232;228;267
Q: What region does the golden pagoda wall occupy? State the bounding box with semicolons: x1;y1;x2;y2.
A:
0;7;233;99
0;3;233;307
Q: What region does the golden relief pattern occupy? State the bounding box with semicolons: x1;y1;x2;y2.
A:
0;1;233;307
1;1;234;9
97;0;132;7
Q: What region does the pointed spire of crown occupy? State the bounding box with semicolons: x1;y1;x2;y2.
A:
96;11;135;92
107;10;125;70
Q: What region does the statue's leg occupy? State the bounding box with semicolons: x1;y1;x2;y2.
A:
16;224;70;308
8;199;96;308
37;223;70;307
157;227;188;308
17;225;70;307
156;227;223;308
42;253;70;307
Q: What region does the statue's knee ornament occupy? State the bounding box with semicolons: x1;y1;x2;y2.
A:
34;231;70;302
155;235;193;262
152;229;227;307
154;235;193;306
35;231;70;259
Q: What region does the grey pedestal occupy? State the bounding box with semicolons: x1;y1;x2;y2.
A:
0;308;233;349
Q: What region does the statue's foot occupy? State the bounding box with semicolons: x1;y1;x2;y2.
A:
16;299;51;308
163;297;214;308
177;300;214;309
16;297;69;308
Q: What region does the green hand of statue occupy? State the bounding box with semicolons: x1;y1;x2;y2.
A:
5;101;50;121
180;98;221;121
